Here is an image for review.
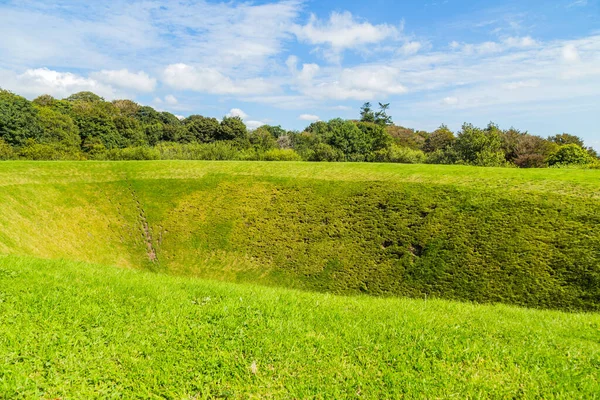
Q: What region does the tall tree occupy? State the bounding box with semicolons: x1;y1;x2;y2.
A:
374;103;392;125
0;89;43;146
360;102;375;123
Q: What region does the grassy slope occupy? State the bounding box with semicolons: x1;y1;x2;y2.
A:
0;161;599;310
1;255;599;399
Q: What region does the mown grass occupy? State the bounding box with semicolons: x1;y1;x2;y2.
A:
1;255;599;399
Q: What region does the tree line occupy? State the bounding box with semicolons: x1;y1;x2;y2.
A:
0;89;598;167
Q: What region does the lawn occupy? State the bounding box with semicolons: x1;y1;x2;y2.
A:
1;255;599;399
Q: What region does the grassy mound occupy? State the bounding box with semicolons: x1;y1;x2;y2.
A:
1;255;599;398
0;161;599;310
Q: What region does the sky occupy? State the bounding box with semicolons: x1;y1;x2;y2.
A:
0;0;599;148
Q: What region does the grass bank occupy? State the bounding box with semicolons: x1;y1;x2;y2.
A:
0;161;598;310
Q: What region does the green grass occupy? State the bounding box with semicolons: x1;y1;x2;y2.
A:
1;255;599;399
0;161;598;310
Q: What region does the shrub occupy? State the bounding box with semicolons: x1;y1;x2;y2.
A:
308;143;344;162
547;144;596;167
156;142;241;160
0;138;15;160
373;145;426;164
104;146;160;161
17;140;83;160
261;149;302;161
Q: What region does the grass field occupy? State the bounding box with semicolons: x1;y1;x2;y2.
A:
0;161;598;310
0;161;599;398
1;255;599;399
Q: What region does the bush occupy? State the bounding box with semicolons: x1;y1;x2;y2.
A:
547;144;596;167
261;149;302;161
308;143;344;162
0;138;15;160
156;142;241;160
104;147;160;161
17;140;83;160
373;145;426;164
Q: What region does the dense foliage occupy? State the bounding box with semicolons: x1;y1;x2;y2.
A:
0;89;598;167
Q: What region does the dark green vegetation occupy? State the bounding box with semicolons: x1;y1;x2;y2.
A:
1;161;598;311
1;89;598;167
1;256;599;398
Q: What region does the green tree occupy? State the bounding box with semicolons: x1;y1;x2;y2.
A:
0;89;43;146
324;119;371;158
423;125;455;153
112;99;140;118
257;125;287;138
548;133;585;147
219;116;248;143
453;123;506;166
185;115;221;143
547;144;595;166
360;102;375;123
374;103;392;125
249;127;277;152
36;106;81;148
113;115;146;147
70;101;123;149
66;91;104;103
356;121;392;152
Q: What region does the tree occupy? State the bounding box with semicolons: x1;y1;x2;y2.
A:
249;127;277;151
386;125;427;150
512;135;557;168
360;102;375;123
548;133;585;148
36;106;81;148
32;94;56;107
112;100;140;118
0;89;43;146
547;144;595;166
113;115;146;146
219;116;248;143
184;115;220;143
258;125;287;138
453;122;506;166
356;121;392;152
374;103;392;125
66;91;104;103
323;119;370;158
69;100;123;149
423;125;455;153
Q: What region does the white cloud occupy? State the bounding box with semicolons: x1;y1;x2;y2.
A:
567;0;588;7
0;1;302;72
91;69;156;92
224;108;264;129
163;63;278;95
504;80;541;90
562;44;580;62
299;114;320;121
165;94;178;105
295;65;408;100
292;11;399;55
399;41;422;55
245;120;265;130
227;108;248;119
442;97;459;105
0;68;118;99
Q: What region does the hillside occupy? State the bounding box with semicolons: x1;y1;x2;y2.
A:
1;255;599;398
1;161;598;311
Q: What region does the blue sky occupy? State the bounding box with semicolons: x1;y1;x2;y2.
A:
0;0;598;148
